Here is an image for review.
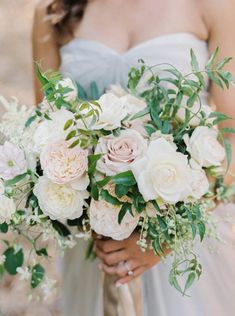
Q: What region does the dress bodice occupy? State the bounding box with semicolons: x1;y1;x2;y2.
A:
60;32;209;95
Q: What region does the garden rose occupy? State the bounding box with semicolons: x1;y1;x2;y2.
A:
189;159;209;199
0;142;27;180
184;126;225;167
33;176;88;220
121;94;147;118
89;184;140;240
55;78;78;102
95;129;147;176
131;138;192;203
40;140;89;189
93;93;127;130
0;195;16;224
33;109;74;153
0;180;4;195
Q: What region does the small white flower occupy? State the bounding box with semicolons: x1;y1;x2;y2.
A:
0;195;16;223
16;266;31;281
0;255;6;265
0;142;27;180
33;176;88;220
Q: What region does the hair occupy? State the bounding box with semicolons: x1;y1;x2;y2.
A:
47;0;88;37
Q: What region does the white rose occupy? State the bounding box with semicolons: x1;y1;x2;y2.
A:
55;78;77;102
0;195;16;224
93;93;127;130
33;109;74;153
176;99;213;126
121;94;147;117
189;159;209;199
150;131;177;150
184;126;225;167
95;129;147;176
131;138;192;203
33;176;88;220
89;199;140;240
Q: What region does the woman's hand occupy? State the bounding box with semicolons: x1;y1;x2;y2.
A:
94;232;164;287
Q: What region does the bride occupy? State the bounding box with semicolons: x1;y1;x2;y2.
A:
33;0;235;315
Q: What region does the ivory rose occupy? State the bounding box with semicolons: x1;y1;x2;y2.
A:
189;159;209;199
131;138;192;203
33;109;74;153
184;126;225;167
93;93;127;130
40;140;89;189
0;195;16;224
33;176;88;220
95;129;147;176
0;142;27;180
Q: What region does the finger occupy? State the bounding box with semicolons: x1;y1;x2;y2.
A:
94;245;105;261
102;260;139;277
115;266;146;286
95;239;125;253
101;250;129;266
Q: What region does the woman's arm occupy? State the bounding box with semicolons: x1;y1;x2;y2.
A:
32;1;60;103
204;0;235;184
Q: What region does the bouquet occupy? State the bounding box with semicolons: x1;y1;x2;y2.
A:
0;47;234;296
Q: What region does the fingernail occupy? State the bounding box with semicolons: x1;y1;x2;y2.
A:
96;235;102;239
115;282;123;288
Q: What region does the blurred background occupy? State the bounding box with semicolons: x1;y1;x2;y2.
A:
0;1;61;315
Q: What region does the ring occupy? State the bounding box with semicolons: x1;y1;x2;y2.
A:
124;261;134;276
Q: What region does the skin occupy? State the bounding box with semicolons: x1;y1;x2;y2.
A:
33;0;235;287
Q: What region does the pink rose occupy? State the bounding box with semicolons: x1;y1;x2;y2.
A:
40;140;89;189
95;129;147;176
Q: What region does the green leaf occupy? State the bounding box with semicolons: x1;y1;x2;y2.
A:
133;195;146;213
207;71;224;89
216;57;233;71
224;138;232;172
96;176;112;188
36;248;48;257
151;200;161;212
130;107;149;121
64;119;74;130
76;82;88;100
190;49;200;71
4;247;24;275
220;127;235;134
191;223;197;239
88;154;102;175
112;171;136;186
90;178;99;200
35;63;49;87
66;130;77;141
206;47;219;70
52;220;71;237
5;173;28;187
184;272;196;293
90;82;99;99
118;202;132;224
0;223;8;233
187;93;198;107
31;264;45;289
68;139;80;148
100;189;122;206
25;115;37;128
144;125;156;136
115;184;130;198
198;222;206;241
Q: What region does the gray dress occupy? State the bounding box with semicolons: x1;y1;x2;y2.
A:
60;32;235;316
